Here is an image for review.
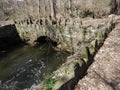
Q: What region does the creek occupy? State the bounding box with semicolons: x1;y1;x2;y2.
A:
0;43;69;90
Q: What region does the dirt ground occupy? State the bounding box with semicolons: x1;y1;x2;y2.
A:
75;18;120;90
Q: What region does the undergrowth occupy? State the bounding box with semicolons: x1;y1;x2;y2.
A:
43;78;56;90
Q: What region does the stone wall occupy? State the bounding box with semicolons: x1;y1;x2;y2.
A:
41;15;116;90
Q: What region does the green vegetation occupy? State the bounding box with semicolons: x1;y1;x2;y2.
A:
43;78;56;90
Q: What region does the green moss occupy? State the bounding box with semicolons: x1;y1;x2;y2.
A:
43;78;56;90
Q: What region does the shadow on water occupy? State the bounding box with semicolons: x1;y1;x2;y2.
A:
0;36;69;90
0;24;25;58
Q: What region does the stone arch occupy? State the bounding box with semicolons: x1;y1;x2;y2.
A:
14;18;80;52
35;36;57;47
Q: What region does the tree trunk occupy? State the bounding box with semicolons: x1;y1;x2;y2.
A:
68;0;72;14
50;0;56;20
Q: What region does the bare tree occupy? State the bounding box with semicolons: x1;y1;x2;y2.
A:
50;0;56;20
68;0;72;14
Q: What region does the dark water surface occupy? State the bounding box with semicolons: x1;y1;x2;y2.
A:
0;44;69;90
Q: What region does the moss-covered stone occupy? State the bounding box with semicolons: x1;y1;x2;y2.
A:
88;39;98;56
53;62;79;90
81;46;90;63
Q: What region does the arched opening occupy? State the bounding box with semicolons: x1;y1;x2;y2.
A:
35;36;57;47
0;25;24;57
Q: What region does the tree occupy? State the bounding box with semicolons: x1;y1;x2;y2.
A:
50;0;56;20
68;0;72;14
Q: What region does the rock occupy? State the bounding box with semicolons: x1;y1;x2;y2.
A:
0;10;5;20
81;46;90;63
53;62;78;90
75;22;120;90
96;31;104;45
51;16;115;90
89;39;97;56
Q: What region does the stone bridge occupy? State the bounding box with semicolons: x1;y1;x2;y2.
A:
14;16;115;52
14;17;84;52
0;15;115;52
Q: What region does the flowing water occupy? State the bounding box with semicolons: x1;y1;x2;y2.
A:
0;44;69;90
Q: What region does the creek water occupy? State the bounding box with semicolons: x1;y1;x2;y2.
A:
0;44;69;90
